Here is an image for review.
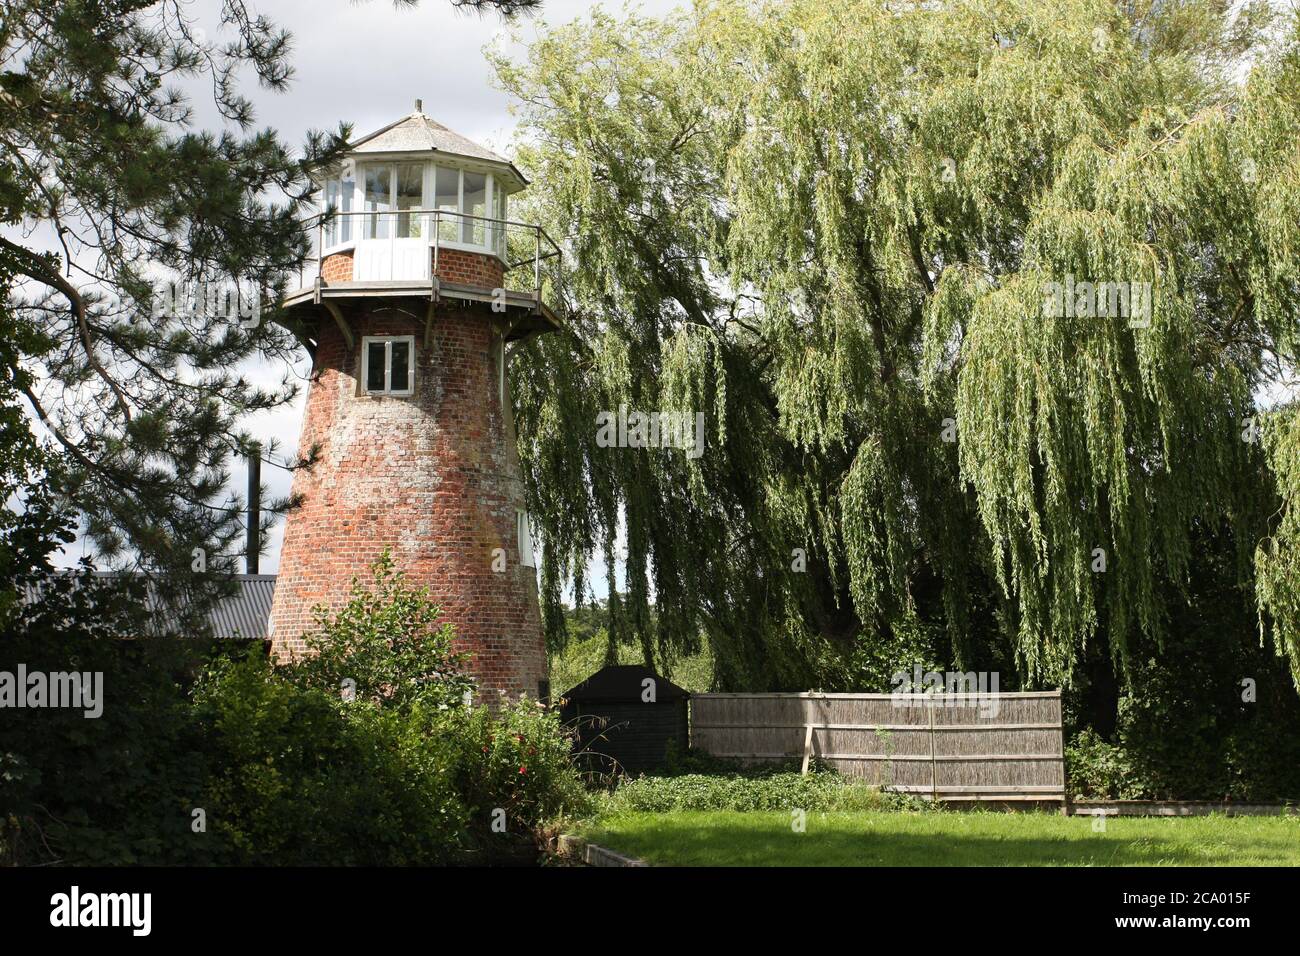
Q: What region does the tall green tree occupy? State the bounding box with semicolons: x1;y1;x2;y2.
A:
1;0;351;576
496;0;1300;691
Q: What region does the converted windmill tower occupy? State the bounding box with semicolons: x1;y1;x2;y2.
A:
269;102;560;699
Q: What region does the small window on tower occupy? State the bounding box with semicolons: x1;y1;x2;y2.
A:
517;510;536;569
360;335;416;396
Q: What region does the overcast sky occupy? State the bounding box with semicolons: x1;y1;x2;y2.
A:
45;0;681;588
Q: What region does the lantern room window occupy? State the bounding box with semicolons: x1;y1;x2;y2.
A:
324;175;353;247
361;335;415;396
320;162;509;258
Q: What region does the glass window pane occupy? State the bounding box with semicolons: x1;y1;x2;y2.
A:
340;174;353;243
493;180;507;256
463;171;486;245
390;340;410;391
364;165;392;239
435;166;459;242
395;163;423;239
324;177;356;247
366;341;386;392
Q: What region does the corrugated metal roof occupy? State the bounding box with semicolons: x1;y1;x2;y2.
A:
18;573;275;641
206;575;276;640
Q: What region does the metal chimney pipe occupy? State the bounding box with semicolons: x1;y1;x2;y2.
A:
246;444;261;575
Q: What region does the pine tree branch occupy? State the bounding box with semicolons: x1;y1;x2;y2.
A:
1;236;133;423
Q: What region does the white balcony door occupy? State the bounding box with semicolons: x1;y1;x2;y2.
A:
354;163;430;281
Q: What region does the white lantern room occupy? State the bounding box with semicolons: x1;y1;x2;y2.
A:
310;101;530;285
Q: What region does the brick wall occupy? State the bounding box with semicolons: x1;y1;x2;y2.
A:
268;303;547;700
321;250;354;283
433;248;505;288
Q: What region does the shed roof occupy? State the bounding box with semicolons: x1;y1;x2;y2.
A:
561;664;690;702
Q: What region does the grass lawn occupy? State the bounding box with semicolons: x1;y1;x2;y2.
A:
583;810;1300;866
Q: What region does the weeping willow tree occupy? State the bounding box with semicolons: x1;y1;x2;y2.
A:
494;0;1300;692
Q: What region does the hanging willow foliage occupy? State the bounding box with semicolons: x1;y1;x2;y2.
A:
493;0;1300;691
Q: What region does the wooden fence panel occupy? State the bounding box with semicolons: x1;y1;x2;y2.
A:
690;691;1064;803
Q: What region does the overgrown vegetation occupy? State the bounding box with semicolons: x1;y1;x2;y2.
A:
1;548;589;865
604;771;928;814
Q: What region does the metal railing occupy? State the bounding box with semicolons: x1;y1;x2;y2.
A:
298;207;562;300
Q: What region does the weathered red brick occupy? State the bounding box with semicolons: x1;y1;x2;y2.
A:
268;280;546;700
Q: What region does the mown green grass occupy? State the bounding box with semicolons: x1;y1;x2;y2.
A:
583;810;1300;866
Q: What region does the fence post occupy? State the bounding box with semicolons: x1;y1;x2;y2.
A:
1057;689;1069;816
928;695;938;803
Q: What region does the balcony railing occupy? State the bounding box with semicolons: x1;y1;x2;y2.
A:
297;208;562;300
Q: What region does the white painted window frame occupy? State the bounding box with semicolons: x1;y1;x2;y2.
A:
360;334;416;397
323;176;354;250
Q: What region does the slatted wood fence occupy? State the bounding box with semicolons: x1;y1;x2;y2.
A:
691;692;1065;804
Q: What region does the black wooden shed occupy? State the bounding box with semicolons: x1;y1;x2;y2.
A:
559;665;690;777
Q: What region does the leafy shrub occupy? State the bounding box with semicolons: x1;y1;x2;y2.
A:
287;553;474;712
1111;654;1300;801
607;771;930;813
0;569;213;866
659;742;780;777
1065;728;1144;800
191;557;590;863
447;697;593;843
194;653;469;865
3;551;589;865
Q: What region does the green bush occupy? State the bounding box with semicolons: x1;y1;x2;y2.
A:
3;551;589;865
0;570;213;866
1065;728;1143;800
1110;655;1300;801
190;557;591;863
446;697;593;843
606;771;929;813
287;554;475;712
193;653;469;865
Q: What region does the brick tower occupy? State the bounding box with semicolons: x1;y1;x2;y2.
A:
269;104;560;699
